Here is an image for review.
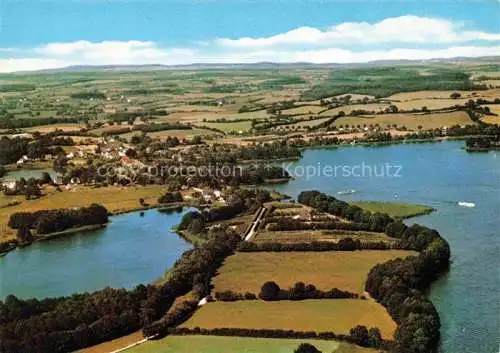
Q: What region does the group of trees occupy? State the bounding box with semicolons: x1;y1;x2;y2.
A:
0;117;79;130
157;191;183;204
8;204;109;235
2;177;44;200
0;230;241;352
295;343;322;353
0;134;74;165
298;191;393;232
465;136;499;151
258;281;358;301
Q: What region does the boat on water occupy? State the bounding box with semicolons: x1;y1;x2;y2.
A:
458;201;476;208
338;189;356;195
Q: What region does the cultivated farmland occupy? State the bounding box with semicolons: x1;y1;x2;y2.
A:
211;250;416;294
181;300;398;339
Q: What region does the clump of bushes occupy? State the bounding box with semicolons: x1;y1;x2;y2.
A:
259;281;358;301
157;191;183;204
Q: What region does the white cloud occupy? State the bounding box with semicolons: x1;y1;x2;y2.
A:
0;58;69;73
216;16;500;48
36;40;196;64
0;16;499;72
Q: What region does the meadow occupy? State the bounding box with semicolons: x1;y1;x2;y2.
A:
351;201;435;219
211;250;416;294
180;300;397;339
126;335;379;353
332;111;473;130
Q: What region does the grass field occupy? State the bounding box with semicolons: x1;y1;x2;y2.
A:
127;335;378;353
283;105;324;115
181;300;397;339
195;120;252;133
391;98;470;111
211;250;416;294
76;332;143;353
385;89;495;101
318;103;390;117
253;230;396;244
0;185;167;241
351;201;435;219
119;128;221;141
332;111;473;130
23;123;85;133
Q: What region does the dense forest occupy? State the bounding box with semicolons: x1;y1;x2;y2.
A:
8;204;109;235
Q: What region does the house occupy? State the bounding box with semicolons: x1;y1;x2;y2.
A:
1;180;17;190
103;107;116;114
12;133;33;139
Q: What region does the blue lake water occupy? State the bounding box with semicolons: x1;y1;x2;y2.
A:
272;140;500;353
0;208;192;300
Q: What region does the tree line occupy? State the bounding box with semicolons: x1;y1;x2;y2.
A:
238;238;391;252
0;117;79;130
8;204;109;235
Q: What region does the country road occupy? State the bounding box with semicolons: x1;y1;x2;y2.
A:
244;206;266;241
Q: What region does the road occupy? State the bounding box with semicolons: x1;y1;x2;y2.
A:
244;206;266;241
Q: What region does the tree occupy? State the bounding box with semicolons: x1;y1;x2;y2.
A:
259;281;281;301
25;178;41;200
350;325;370;347
40;172;52;185
368;327;382;347
125;148;137;158
388;105;399;113
16;227;33;243
294;343;322;353
53;154;69;174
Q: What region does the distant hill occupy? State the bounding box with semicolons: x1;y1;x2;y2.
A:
16;56;500;74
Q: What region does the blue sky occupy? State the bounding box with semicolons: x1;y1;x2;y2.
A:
0;0;499;72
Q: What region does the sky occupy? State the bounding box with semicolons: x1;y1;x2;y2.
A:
0;0;499;72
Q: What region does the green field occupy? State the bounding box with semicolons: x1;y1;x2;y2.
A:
351;201;435;219
212;250;416;294
128;335;379;353
181;300;397;339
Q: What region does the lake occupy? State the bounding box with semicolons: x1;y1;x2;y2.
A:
4;168;59;180
272;140;499;353
0;208;192;300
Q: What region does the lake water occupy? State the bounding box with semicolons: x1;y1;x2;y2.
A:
4;168;59;180
0;208;192;300
272;141;499;353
